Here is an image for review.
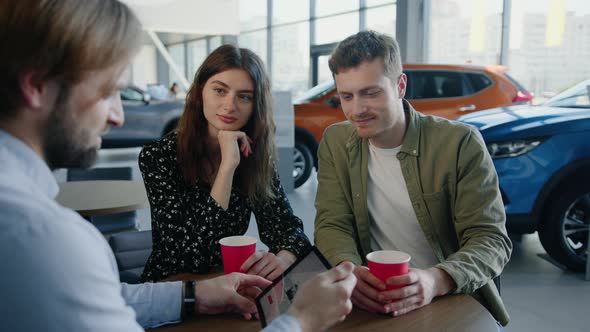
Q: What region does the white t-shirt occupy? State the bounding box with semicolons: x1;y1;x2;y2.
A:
367;143;438;269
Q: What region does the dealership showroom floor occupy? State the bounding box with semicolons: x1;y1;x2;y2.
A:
70;147;590;332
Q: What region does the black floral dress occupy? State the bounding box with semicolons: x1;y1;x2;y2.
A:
139;133;312;282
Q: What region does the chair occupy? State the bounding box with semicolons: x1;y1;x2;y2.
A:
67;167;138;233
108;230;153;284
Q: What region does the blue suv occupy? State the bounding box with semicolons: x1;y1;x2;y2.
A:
459;79;590;271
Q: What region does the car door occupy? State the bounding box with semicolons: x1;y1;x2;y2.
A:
406;70;482;119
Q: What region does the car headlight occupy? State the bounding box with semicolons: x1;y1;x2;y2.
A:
486;139;544;159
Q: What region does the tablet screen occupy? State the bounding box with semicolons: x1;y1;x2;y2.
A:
255;247;332;327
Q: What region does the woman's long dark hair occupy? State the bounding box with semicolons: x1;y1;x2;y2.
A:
176;44;276;203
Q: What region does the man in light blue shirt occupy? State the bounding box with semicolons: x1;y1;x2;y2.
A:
0;1;356;331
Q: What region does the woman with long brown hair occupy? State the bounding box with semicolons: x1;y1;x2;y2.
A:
139;45;311;282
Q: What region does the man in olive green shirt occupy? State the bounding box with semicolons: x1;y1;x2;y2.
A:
314;31;512;326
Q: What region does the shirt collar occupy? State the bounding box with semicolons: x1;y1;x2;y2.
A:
0;129;59;198
398;99;421;158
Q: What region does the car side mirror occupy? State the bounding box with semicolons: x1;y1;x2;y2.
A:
142;93;151;105
327;96;341;108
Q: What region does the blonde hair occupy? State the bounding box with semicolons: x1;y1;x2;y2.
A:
0;0;142;116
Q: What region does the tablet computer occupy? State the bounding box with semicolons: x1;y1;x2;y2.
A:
255;247;332;327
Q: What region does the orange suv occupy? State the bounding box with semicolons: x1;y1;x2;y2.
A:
292;64;532;187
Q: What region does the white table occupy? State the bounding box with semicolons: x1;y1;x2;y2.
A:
56;180;148;217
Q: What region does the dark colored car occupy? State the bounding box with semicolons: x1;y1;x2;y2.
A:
293;64;532;188
102;86;184;148
459;78;590;271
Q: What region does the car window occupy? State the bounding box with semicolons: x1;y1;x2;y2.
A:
466;73;493;93
121;87;144;102
408;71;464;99
295;80;336;103
404;71;414;99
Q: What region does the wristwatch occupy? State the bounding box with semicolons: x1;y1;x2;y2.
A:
183;281;196;318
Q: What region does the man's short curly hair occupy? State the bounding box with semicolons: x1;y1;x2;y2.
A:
328;30;402;81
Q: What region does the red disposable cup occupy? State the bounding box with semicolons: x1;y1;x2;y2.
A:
219;235;257;274
366;250;411;290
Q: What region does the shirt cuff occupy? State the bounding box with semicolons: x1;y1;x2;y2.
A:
121;281;183;328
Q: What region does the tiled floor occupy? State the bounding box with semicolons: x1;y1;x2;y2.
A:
85;148;590;332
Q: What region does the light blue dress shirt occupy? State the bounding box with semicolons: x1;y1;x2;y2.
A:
0;130;299;332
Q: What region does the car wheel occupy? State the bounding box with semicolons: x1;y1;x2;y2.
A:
538;183;589;271
293;141;313;188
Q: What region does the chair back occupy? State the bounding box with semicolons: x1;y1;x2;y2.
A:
108;230;152;284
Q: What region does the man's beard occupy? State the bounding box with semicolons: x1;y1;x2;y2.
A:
43;85;99;170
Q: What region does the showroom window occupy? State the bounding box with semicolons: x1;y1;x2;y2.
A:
238;0;268;66
427;0;503;66
315;12;359;45
365;3;396;36
239;0;267;31
168;43;186;86
272;0;310;96
273;0;309;25
238;30;268;65
272;23;310;96
187;39;207;80
315;0;358;17
507;0;590;100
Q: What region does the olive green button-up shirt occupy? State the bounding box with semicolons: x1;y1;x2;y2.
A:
314;101;512;326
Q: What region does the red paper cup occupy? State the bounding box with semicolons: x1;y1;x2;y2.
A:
367;250;411;290
219;235;257;274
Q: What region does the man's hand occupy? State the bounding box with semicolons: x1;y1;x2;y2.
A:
349;264;389;314
376;267;455;316
240;250;295;281
287;262;357;332
194;272;271;320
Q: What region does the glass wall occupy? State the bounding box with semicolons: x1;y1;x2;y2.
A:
428;0;503;65
168;44;186;86
151;0;588;104
159;0;400;97
272;23;310;96
273;0;308;25
187;39;207;80
365;3;396;36
238;30;268;64
507;0;590;101
315;12;359;45
272;0;310;96
239;0;267;31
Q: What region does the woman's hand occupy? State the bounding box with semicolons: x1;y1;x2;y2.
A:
240;250;295;280
217;130;253;172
